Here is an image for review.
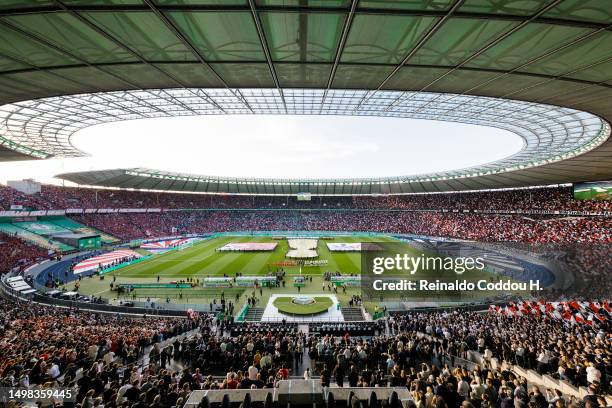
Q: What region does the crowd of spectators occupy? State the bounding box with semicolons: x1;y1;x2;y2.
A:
353;188;611;213
389;311;610;391
473;242;611;303
138;310;610;407
0;296;201;407
0;295;606;407
1;184;609;214
2;183;608;246
72;211;610;244
561;246;611;300
308;330;607;408
0;286;608;407
0;292;607;408
0;232;50;274
0;185;50;211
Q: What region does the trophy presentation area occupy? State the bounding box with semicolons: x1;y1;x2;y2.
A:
272;296;334;316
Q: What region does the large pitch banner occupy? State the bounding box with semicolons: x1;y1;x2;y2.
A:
217;242;278;252
74;250;141;274
327;242;383;252
327;243;361;252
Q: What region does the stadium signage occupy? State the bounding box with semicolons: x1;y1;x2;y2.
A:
304;260;328;267
270;260;298;267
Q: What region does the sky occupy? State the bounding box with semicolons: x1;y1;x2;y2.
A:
0;115;523;185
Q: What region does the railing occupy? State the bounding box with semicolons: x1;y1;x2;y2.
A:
241;316;346;323
116;299;214;313
391;302;501;313
0;273;192;317
235;303;250;322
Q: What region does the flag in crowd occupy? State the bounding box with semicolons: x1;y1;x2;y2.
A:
490;300;610;325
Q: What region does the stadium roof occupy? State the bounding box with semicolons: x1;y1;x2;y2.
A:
1;0;612;193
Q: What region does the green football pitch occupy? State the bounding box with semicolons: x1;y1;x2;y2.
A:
76;234;405;308
118;235;399;278
75;234;507;312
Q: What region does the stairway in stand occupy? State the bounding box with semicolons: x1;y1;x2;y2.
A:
244;307;264;322
341;307;365;321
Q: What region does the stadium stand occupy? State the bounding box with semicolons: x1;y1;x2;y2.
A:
1;184;608;246
0;188;609;407
0;222;63;251
0;292;608;408
71;211;610;244
1;184;610;214
0;296;200;406
0;233;49;274
48;217;119;244
0;217;117;253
